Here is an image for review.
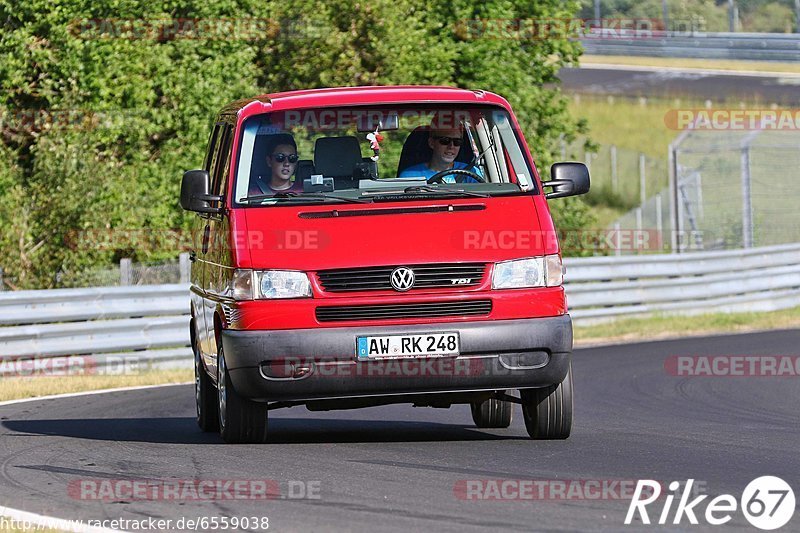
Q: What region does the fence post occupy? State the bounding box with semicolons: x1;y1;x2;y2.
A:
668;143;679;253
0;267;4;291
120;258;132;286
179;253;191;283
656;193;664;251
639;153;647;206
796;0;800;33
610;145;618;193
740;146;754;248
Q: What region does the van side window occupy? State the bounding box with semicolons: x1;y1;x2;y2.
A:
204;124;221;172
211;124;233;196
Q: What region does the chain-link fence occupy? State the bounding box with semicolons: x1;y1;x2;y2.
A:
612;128;800;253
0;254;190;291
561;138;669;211
672;129;800;250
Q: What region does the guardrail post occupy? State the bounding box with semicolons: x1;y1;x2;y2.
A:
179;253;190;283
0;267;4;291
120;258;132;286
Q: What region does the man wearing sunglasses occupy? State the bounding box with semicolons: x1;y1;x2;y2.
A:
399;127;482;182
249;133;303;195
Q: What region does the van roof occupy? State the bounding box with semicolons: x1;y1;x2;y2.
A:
219;86;511;116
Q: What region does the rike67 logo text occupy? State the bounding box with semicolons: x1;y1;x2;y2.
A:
625;477;795;530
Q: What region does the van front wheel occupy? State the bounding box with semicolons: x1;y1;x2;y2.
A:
520;364;573;440
217;345;269;444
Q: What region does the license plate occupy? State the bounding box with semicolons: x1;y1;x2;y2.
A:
356;332;460;359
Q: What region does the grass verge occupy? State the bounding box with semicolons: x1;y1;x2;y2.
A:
568;94;702;161
0;367;192;403
580;55;800;75
575;306;800;346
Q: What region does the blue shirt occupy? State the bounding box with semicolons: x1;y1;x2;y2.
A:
399;161;482;183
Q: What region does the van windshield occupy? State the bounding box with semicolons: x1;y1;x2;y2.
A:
233;105;537;205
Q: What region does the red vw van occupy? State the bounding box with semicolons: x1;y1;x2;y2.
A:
180;86;589;443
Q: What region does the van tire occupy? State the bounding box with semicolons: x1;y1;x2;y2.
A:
217;345;269;444
193;321;219;432
470;397;513;428
520;364;573;440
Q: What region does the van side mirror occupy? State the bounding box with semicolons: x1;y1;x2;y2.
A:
180;170;223;214
542;162;591;199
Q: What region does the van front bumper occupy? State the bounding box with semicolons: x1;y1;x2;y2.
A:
221;315;572;402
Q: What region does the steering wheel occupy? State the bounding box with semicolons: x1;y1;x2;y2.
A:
427;168;485;184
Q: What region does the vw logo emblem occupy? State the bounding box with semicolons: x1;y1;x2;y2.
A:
390;267;415;291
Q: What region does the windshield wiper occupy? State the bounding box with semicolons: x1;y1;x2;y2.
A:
401;185;490;198
241;192;371;204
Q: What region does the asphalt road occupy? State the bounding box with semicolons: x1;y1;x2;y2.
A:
557;66;800;105
1;329;799;532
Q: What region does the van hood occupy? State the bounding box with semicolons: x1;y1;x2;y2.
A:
237;196;557;270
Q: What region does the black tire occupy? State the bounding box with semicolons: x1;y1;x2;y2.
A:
520;363;573;440
217;345;269;444
470;397;513;428
193;321;219;432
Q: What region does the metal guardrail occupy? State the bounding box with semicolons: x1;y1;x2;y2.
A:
580;31;800;62
566;243;800;322
0;285;192;376
1;243;799;374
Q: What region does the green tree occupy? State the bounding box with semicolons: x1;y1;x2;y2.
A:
0;0;595;289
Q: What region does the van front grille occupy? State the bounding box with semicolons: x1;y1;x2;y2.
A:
317;263;487;292
315;300;492;322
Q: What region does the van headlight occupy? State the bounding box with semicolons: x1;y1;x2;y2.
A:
492;255;563;289
232;269;312;300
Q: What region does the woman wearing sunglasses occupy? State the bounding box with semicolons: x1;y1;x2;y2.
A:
399;127;481;182
250;134;303;194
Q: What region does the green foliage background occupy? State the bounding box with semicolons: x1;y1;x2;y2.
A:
0;0;594;289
